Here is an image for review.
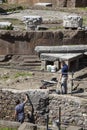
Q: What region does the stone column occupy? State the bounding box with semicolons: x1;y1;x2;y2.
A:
41;60;46;70
54;60;60;70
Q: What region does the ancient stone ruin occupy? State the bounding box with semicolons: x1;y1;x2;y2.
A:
7;0;87;7
35;45;87;71
0;89;87;130
63;15;83;29
0;22;13;30
23;15;43;31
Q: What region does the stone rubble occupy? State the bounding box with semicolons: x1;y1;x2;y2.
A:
0;89;87;129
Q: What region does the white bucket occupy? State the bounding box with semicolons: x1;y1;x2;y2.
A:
47;65;51;72
51;65;56;72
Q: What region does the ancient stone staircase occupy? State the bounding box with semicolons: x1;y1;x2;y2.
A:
11;55;41;70
0;55;12;66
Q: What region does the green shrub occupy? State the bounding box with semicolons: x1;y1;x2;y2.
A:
6;6;23;12
14;72;33;78
6;25;14;30
2;0;7;3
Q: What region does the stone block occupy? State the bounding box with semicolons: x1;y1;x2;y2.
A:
63;15;83;29
37;125;46;130
18;122;37;130
7;0;87;7
66;126;83;130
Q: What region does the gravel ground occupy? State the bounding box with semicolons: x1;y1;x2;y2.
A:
0;9;71;21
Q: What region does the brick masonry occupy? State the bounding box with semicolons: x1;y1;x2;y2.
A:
7;0;87;7
0;89;87;128
0;30;87;55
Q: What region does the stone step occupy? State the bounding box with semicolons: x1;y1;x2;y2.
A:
19;62;41;66
66;126;83;130
12;55;40;61
0;55;41;70
21;55;39;58
0;62;10;66
23;59;41;63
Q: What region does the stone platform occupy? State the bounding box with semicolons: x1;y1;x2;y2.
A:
35;45;87;71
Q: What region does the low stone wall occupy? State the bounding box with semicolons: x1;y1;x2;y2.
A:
0;89;49;125
49;94;87;127
0;89;87;128
0;30;87;55
0;120;20;129
0;120;47;130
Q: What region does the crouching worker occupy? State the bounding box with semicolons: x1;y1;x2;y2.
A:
14;94;28;123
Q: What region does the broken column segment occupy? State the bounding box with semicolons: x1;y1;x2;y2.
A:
23;15;43;31
63;14;83;29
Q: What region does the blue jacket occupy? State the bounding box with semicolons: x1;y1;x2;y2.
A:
62;64;68;76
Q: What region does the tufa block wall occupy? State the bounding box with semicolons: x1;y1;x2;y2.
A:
0;30;87;55
7;0;87;7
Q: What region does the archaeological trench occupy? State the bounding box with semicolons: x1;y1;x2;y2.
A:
0;30;87;130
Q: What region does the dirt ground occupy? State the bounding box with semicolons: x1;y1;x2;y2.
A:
0;66;87;93
0;8;87;95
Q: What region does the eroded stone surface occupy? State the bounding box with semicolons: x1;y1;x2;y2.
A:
0;89;87;128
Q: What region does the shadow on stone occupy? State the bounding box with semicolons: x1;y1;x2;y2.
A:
72;88;84;94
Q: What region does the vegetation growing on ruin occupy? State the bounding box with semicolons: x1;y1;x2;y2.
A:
0;25;14;30
1;75;9;80
0;18;25;30
0;3;24;13
14;72;33;78
0;72;33;81
0;18;24;26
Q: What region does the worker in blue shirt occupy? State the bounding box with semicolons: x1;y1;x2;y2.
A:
60;60;68;94
14;94;28;123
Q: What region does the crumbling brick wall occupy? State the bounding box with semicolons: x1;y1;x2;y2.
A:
0;30;87;55
67;0;76;7
7;0;87;7
58;0;67;7
7;0;32;4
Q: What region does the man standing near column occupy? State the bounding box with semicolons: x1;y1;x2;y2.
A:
59;60;68;94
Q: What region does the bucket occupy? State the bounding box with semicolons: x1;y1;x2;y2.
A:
51;65;56;72
47;65;51;72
